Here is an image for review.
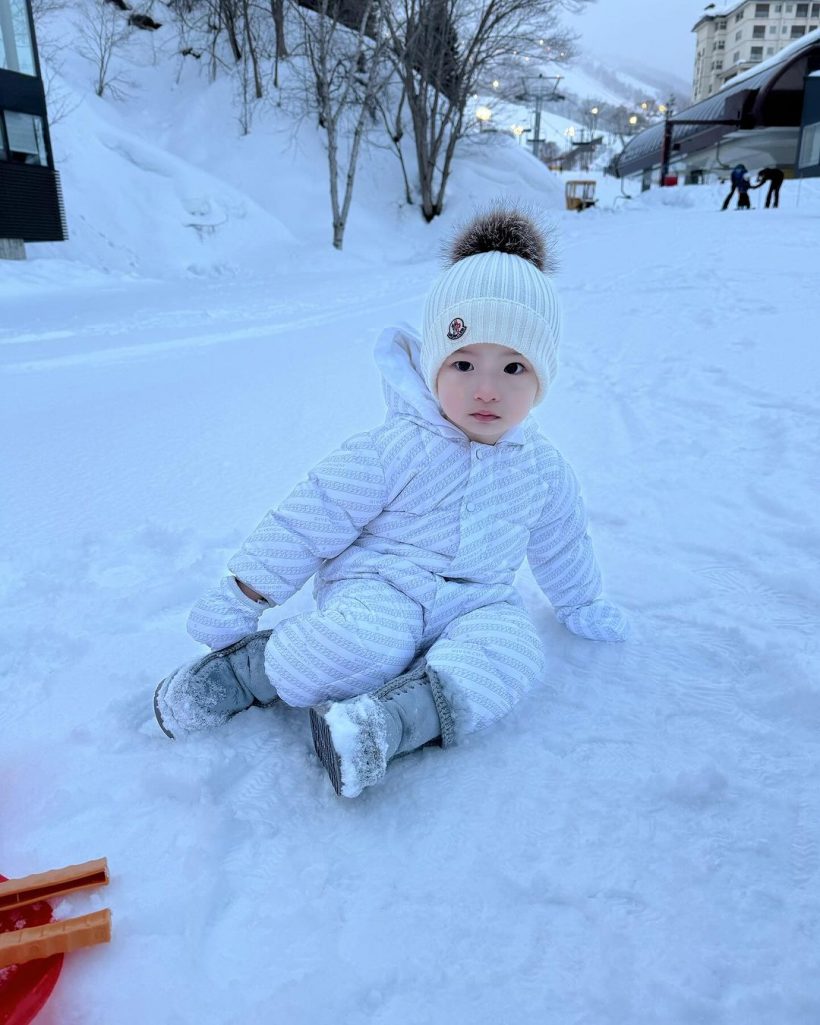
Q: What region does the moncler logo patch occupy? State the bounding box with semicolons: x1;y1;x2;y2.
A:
447;317;467;340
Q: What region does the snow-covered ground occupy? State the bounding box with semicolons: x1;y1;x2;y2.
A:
3;12;820;1019
3;175;820;1023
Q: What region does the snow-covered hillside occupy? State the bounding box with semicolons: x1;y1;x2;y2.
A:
20;0;691;278
3;7;820;1025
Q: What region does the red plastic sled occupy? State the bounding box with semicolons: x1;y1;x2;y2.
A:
0;874;64;1025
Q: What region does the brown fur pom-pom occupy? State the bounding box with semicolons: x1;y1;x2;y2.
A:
448;206;555;274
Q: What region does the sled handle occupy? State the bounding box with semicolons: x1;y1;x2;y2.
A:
0;858;108;912
0;908;112;968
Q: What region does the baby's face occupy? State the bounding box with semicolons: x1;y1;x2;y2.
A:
435;343;538;445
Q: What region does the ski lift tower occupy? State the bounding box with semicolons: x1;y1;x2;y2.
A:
515;74;565;159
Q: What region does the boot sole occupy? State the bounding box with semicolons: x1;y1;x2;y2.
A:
309;708;343;796
153;677;176;739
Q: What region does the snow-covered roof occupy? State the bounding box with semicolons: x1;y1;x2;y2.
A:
720;25;820;90
692;0;745;30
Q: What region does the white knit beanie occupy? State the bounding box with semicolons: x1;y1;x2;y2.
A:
421;209;561;405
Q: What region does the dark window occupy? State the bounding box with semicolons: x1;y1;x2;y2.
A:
812;2;820;14
796;2;808;13
717;39;726;47
750;45;764;58
755;2;769;13
735;10;744;20
791;23;807;34
718;18;727;28
1;110;46;165
753;24;766;36
0;0;37;75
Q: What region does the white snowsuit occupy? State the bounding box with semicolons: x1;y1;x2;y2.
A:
191;326;628;743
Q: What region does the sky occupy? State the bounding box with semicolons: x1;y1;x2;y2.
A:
569;0;705;82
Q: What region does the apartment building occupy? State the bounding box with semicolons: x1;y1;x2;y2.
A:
693;1;820;100
1;0;66;257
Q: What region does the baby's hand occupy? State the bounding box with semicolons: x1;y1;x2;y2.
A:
187;576;268;650
556;599;630;642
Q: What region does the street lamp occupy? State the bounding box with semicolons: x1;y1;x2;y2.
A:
476;105;493;130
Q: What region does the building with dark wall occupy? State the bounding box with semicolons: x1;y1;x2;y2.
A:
1;0;66;259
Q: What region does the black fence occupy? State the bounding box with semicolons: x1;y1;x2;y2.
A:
0;161;67;241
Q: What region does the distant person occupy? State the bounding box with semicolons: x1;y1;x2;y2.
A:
752;167;784;208
722;163;752;210
151;208;629;798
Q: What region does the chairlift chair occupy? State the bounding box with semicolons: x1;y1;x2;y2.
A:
565;180;596;211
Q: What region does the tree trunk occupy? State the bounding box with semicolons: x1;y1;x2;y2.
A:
221;0;243;62
271;0;288;58
242;0;263;98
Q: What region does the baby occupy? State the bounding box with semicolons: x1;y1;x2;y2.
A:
154;206;628;797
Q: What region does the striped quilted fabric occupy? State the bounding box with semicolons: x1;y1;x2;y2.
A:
200;325;628;731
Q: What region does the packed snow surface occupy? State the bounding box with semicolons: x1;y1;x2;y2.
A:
2;55;820;1020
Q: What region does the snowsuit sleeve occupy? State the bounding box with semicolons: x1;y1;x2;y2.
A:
226;434;388;605
527;454;629;642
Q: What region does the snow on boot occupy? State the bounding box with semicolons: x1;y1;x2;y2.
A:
310;695;390;798
154;630;276;739
309;662;443;797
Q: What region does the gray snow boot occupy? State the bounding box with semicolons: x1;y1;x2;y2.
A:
154;630;276;739
309;661;445;797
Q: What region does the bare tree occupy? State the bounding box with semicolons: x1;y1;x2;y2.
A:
29;0;81;124
271;0;288;61
240;0;264;97
382;0;591;221
372;83;414;204
297;0;390;248
218;0;244;62
74;0;134;98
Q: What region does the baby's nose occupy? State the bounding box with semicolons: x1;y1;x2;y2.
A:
474;379;499;401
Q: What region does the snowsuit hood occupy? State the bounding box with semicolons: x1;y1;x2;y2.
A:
373;325;527;446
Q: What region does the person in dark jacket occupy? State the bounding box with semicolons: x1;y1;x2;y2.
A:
752;167;785;208
722;164;752;210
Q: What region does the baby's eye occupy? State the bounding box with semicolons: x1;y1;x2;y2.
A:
504;362;527;375
453;360;473;372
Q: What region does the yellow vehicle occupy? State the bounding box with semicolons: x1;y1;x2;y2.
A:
565;179;596;211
